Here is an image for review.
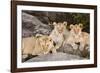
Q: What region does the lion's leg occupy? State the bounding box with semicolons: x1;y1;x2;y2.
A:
53;42;63;53
51;44;58;53
68;40;78;50
72;43;78;50
85;40;90;51
22;49;29;60
51;48;57;53
85;44;90;51
65;37;78;50
79;43;85;51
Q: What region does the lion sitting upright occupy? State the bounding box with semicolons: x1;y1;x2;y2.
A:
49;21;68;53
64;23;90;52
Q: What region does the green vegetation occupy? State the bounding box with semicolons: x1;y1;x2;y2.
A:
48;12;90;33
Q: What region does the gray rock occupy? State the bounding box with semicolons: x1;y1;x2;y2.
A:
22;29;33;37
57;44;90;58
25;52;84;62
22;12;52;37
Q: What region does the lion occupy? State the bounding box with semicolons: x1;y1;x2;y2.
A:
32;34;55;55
22;35;55;59
64;23;90;51
49;21;68;53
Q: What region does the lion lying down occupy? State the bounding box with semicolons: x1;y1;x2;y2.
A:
22;34;55;60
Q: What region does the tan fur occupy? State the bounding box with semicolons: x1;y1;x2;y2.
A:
64;24;90;51
22;35;54;58
49;21;67;53
78;32;90;51
22;37;36;55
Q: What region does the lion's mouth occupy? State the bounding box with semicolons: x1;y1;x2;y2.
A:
58;29;63;33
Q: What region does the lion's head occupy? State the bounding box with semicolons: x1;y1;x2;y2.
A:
53;21;67;34
70;23;83;37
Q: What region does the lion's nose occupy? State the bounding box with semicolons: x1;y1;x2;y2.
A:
53;42;56;46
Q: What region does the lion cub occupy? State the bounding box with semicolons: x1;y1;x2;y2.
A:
22;35;54;59
64;23;90;51
49;21;67;53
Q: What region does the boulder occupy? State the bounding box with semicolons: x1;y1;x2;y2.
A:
25;52;83;62
22;12;52;37
57;44;90;58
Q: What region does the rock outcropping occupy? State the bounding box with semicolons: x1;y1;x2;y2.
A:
26;52;83;62
22;12;52;37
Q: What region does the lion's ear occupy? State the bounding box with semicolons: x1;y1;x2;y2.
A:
53;22;57;26
36;34;43;38
70;24;74;29
63;21;67;26
79;23;83;28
